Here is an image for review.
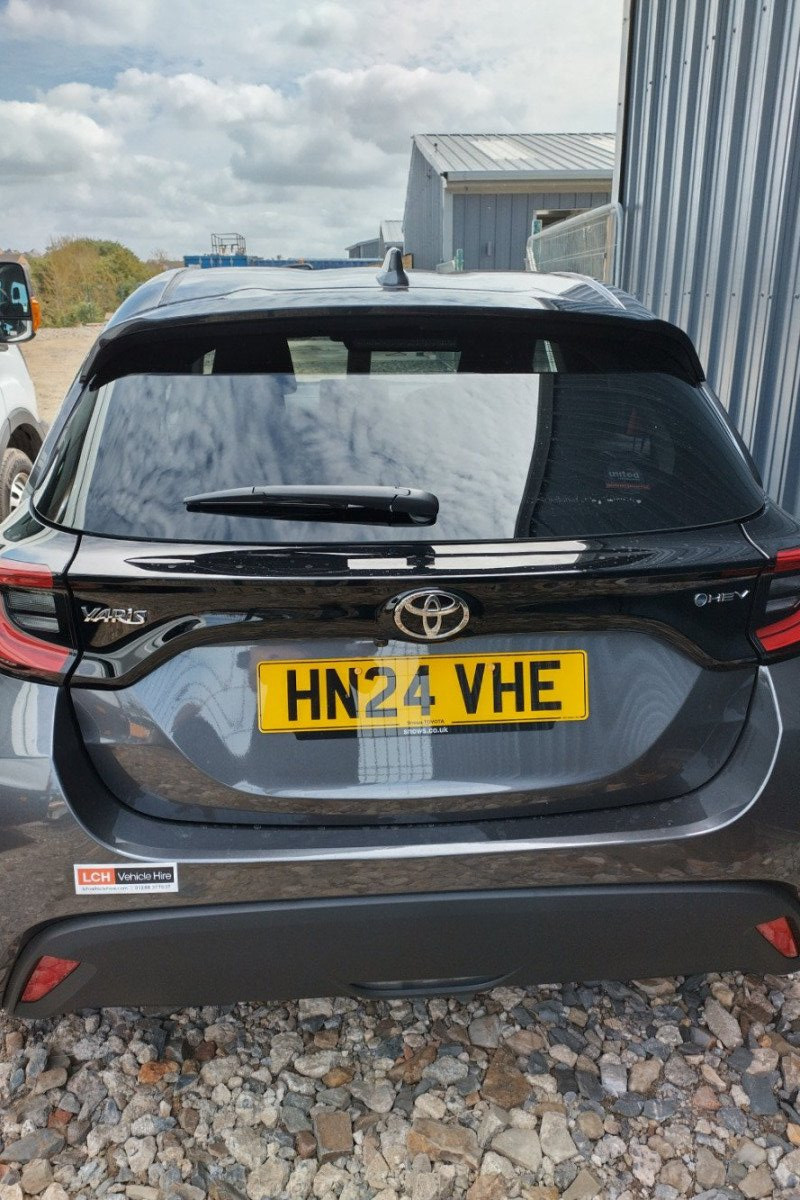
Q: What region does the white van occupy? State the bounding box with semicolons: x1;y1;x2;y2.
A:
0;259;44;517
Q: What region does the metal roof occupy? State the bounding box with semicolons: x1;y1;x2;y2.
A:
614;0;800;514
346;222;402;253
345;237;380;253
414;133;615;181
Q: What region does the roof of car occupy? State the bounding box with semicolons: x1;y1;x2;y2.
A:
106;265;657;329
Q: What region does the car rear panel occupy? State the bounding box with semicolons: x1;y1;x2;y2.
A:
63;528;765;825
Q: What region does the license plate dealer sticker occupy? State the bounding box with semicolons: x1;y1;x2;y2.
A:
257;650;588;734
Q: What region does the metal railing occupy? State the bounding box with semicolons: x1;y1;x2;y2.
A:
525;203;620;281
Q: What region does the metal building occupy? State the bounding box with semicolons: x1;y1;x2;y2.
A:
345;236;380;260
403;133;615;271
346;219;404;261
616;0;800;513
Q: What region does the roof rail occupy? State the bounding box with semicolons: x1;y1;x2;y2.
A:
377;248;409;290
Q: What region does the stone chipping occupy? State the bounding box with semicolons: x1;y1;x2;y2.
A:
2;973;800;1198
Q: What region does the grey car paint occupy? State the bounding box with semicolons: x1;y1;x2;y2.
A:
0;657;798;999
71;632;756;823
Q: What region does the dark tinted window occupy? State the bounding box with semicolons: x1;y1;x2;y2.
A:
526;375;759;537
288;339;460;375
36;322;762;544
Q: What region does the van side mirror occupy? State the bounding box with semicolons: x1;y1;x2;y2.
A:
0;262;35;343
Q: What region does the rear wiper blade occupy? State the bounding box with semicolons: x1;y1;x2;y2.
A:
183;484;439;526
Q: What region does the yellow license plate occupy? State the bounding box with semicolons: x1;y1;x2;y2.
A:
257;650;588;734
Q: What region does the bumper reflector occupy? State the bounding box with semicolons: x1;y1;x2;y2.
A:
20;955;80;1002
755;916;799;958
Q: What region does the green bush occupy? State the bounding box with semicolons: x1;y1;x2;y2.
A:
28;238;168;327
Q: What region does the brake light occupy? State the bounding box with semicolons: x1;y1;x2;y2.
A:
756;609;800;653
0;558;73;680
774;548;800;573
20;955;80;1002
754;547;800;657
0;562;54;589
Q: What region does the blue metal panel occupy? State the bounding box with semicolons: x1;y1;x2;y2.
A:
183;257;380;270
616;0;800;514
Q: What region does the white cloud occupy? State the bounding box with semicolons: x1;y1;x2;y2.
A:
38;62;507;194
300;65;509;153
113;71;288;127
42;72;285;127
279;3;358;47
227;62;505;189
0;101;117;178
230;124;390;189
3;0;156;45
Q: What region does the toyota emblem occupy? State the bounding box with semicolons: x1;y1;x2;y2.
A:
390;590;470;641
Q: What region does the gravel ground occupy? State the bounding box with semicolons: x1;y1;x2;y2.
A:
2;975;800;1200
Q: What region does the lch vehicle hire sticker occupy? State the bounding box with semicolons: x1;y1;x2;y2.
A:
74;863;179;895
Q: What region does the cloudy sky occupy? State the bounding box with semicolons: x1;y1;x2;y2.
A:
1;0;623;260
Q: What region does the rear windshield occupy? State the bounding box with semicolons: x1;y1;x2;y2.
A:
35;319;763;543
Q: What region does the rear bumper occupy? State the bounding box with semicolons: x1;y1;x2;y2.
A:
7;881;800;1016
3;660;800;1011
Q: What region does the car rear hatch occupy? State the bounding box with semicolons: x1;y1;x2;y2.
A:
30;307;770;826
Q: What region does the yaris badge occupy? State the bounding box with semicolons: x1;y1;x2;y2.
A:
81;606;148;625
391;590;470;641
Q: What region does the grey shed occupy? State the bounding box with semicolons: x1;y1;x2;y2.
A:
403;132;615;271
346;219;403;261
345;236;381;260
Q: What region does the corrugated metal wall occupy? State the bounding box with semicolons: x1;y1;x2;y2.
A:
403;144;444;269
617;0;800;513
453;191;610;271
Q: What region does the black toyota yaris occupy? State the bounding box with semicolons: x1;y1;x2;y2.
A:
2;251;800;1016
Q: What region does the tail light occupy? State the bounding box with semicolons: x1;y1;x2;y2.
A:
753;548;800;658
756;916;800;958
0;559;75;681
20;955;80;1002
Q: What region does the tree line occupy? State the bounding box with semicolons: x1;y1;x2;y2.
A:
27;238;178;326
